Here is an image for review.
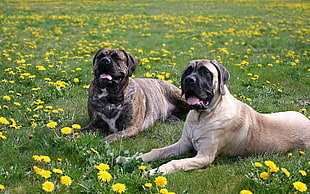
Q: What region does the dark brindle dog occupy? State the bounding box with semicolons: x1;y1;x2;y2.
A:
82;48;190;142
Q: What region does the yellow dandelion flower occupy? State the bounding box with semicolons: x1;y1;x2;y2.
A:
155;176;167;187
3;96;11;101
254;162;263;167
260;172;269;180
299;170;307;176
160;188;169;194
73;78;79;83
72;124;81;129
95;163;110;171
293;181;307;192
40;169;52;179
288;153;293;158
281;168;290;177
32;155;41;161
0;132;6;139
0;184;4;190
60;176;72;186
269;166;279;172
41;156;51;163
52;109;58;113
33;166;41;174
144;183;152;188
0;117;10;125
240;190;253;194
61;127;72;135
145;72;152;77
264;160;277;169
46;121;57;128
138;166;147;171
36;66;46;71
156;75;165;80
53;169;63;174
97;170;112;182
45;106;53;109
112;183;126;193
42;181;54;192
299;151;305;155
13;102;21;106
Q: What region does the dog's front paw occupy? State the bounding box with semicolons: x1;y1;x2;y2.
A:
101;134;120;143
147;168;158;176
115;156;131;164
156;163;177;175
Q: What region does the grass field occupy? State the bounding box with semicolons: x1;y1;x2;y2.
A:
0;0;309;193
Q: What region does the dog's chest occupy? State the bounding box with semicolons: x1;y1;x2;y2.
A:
91;93;124;133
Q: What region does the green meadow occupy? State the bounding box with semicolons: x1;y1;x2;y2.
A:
0;0;309;193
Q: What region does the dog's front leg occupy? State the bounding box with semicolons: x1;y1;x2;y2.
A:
80;122;98;132
156;151;216;175
101;124;142;143
137;137;193;162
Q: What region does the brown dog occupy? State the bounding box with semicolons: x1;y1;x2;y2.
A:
136;59;310;174
82;48;190;142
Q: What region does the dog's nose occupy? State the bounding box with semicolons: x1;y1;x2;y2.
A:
185;75;197;84
101;57;112;65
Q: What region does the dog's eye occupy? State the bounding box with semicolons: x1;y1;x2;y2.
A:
96;53;105;60
183;66;193;76
199;67;212;77
111;53;121;60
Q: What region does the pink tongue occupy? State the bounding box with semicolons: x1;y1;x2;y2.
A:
100;74;113;80
187;96;201;105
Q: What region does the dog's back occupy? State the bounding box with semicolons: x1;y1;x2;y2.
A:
240;104;310;154
132;78;189;130
260;111;310;150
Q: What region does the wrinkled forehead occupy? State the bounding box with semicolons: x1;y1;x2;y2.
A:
97;49;126;59
188;60;218;76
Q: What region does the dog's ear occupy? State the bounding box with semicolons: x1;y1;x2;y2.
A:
121;50;137;77
180;63;192;97
210;60;230;95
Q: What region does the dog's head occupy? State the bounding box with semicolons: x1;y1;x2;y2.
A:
92;48;138;90
181;59;230;110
